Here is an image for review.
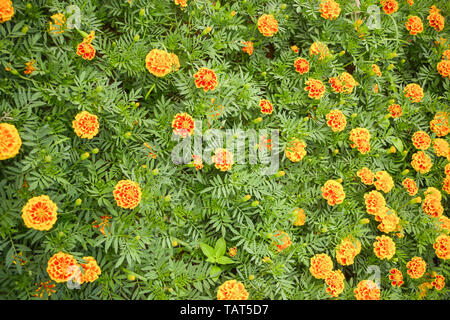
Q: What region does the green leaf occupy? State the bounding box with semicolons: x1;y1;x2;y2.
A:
199;242;215;259
214;237;226;258
210;265;222;281
216;256;234;265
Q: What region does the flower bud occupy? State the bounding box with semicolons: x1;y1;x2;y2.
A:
172;240;178;247
384;114;392;119
339;50;345;56
112;41;117;47
248;275;255;280
401;59;406;64
91;148;99;154
21;26;29;34
231;11;236;16
401;150;408;157
26;3;32;9
253;117;263;124
128;274;136;281
133;34;140;42
139;8;145;16
333;149;339;155
164;195;171;202
44;155;52;162
81;152;90;160
351;113;358;118
320;226;328;233
96;86;103;93
275;170;285;177
409;197;422;204
401;169;409;175
359;218;370;224
125;131;132;138
75;198;82;206
201;26;212;36
242;195;251;202
387;146;396;154
261;71;267;77
387;64;394;70
10;69;19;75
336;178;343;183
251;200;259;207
152;168;159;175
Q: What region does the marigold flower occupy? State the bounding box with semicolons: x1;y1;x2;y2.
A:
432;274;445;290
172;112;195;138
0;122;22;160
373;84;379;93
424;187;442;201
403;83;424;103
388;104;402;118
72;111;99;139
443;176;450;194
430;112;449;137
241;41;253;56
321;180;345;206
212;148;233;171
372;64;382;77
432;138;449;159
402;178;418;196
406;0;413;5
405;16;423;35
309;253;333;279
436;215;450;233
257;14;278;37
49;13;66;34
325;270;345;298
22;195;58;231
217;280;249;300
427;5;445;32
406;257;427;279
0;0;14;23
445;163;450;176
76;31;96;60
79;256;101;284
272;231;292;252
354;280;380;300
357;167;374;185
349;128;371;154
259;99;273;114
412;131;431;150
113;180;142;209
319;0;341;20
388;268;404;287
373;235;396;260
309;41;330;61
24;60;36;75
291;45;299;53
411;151;432;174
339;72;358;93
326;110;347;132
380;0;398;15
364;190;386;215
294;57;309;75
376;208;401;233
437;59;450;78
229;246;237;257
292;208;306;226
174;0;187;9
145;49;179;77
304;78;325;99
47;252;80;283
193;67;218;92
336;237;361;266
374;171;394;193
285;138;307;162
433;234;450;260
192;154;203;171
442;50;450;60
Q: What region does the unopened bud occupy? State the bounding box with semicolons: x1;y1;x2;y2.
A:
164;195;171;202
128;274;136;281
253;117;263;124
351;113;358;118
139;8;145;16
92;148;99;154
201;26;212;36
409;197;422;204
336;178;343;184
275;170;285;177
81;152;90;160
75;198;82;206
133;34;140;42
251;200;259;207
248;275;255;280
242;195;251;202
387;146;396;154
387;64;394;70
281;4;287;10
21;26;29;34
401;169;409;175
360;218;370;224
172;240;178;247
333;149;339;155
152;168;159;175
339;50;345;56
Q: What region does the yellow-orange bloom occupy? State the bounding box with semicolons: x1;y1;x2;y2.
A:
259;99;273;114
443;49;450;60
357;167;375;185
432;274;445;290
326;110;347;132
403;83;424;103
217;280;249;300
113;180;142;209
336;237;361;266
272;231;292;252
433;234;450;260
388;104;402;118
72;111;99;139
145;49;179;77
364;190;386;215
437;60;450;78
349;128;371;154
411;131;431;150
445;163;450;176
354;280;380;300
80;256;101;284
405;16;423;35
443;176;450;194
374;170;394;193
285;138;307;162
372;64;382;77
432;138;449;159
192;154;203;171
0;0;14;23
373;235;396;260
380;0;398;15
427;5;445;32
424;187;442;201
0;123;22;160
321;180;345;206
47;252;80;283
174;0;187;9
430;112;449;137
294;57;309;75
291;45;299;53
388;268;404;287
212;148;233;171
304;78;325;99
376;208;401;234
24;60;36;75
325;270;345;298
319;0;341;20
229;246;237;257
422;194;444;218
309;253;333;279
49;13;66;34
22;195;58;231
171;112;195;138
193;67;218;92
292;208;306;226
309;41;330;61
257;14;278;37
406;256;427;279
241;41;254;56
436;215;450;233
411;151;432;174
402;178;418;196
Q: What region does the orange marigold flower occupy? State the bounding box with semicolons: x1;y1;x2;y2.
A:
113;180;142;209
328;77;343;93
241;41;254;56
257;14;278;37
406;256;427;279
80;256;101;284
319;0;341;20
325;270;345;298
403;83;424;103
192;154;203;171
309;253;333;279
436;215;450;233
326;110;347;132
76;31;96;60
432;274;445;290
47;252;80;283
0;122;22;160
354;280;380;300
21;195;58;231
411;151;433;174
364;190;386;215
72;111;99;140
427;6;445;32
406;0;413;5
442;49;450;60
272;231;292;252
217;280;249;300
145;49;179;77
424;187;442;201
174;0;187;9
212;148;233;171
193;67;218;92
405;16;423;35
340;72;358;93
373;235;396;260
259;99;273;114
380;0;398;15
309;41;330;61
374;170;394;193
304;78;325;99
372;64;382;77
294;57;309;75
412;131;431;150
336;237;361;266
432;138;449;159
229;246;237;257
349;128;371;154
373;84;379;93
430;112;449;137
292;208;306;226
446;163;450;176
443;176;450;194
321;179;345;206
402;178;418;196
24;60;36;75
285;138;307;162
376;208;401;233
291;45;299;53
0;0;14;23
433;234;450;260
437;60;450;78
388;104;402;118
49;13;66;34
357;167;375;185
171;112;195;138
388;268;404;287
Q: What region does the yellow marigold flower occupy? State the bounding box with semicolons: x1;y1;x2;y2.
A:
241;41;253;56
412;131;431;150
432;274;445;290
364;191;386;215
411;151;432;174
349;128;371;154
145;49;179;77
406;0;413;5
388;104;402;118
424;187;442;201
406;256;427;279
292;208;306;226
442;49;450;60
433;234;450;260
309;253;333;279
47;252;80;283
319;0;341;20
436;215;450;233
427;5;445;32
354;280;380;300
212;148;233;171
192;154;203;171
446;163;450;176
21;195;58;231
80;256;101;284
388;268;404;287
171;112;195;138
373;235;396;260
402;178;418;196
443;176;450;194
326;110;347;132
309;41;330;61
229;246;237;257
257;14;278;37
304;78;325;99
432;138;449;159
372;64;382;77
376;208;401;233
113;180;142;209
291;45;299;53
174;0;187;9
285;137;307;162
0;123;22;160
374;171;394;193
430;112;449;137
272;231;292;252
339;72;358;93
294;57;310;75
437;60;450;78
403;83;424;103
325;270;345;298
49;13;66;34
336;237;361;266
24;60;36;75
405;16;423;35
321;180;345;206
259;99;273;114
357;167;375;185
193;67;218;92
217;280;249;300
380;0;398;15
0;0;14;23
72;111;99;139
